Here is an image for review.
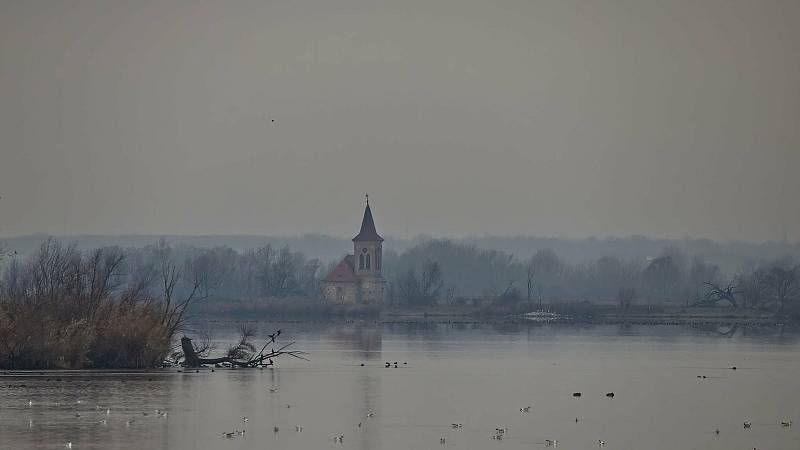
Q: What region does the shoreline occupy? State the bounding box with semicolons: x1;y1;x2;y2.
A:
2;314;794;372
190;303;792;327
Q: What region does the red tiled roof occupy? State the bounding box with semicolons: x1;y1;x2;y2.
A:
353;203;384;242
324;255;357;282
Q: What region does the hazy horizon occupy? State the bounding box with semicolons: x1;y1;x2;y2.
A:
2;230;799;246
2;0;799;241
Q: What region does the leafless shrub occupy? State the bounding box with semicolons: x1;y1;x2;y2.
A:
0;238;191;369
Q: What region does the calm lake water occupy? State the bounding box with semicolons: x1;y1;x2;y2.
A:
2;321;799;450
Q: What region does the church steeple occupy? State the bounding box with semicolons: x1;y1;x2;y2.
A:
353;195;383;277
321;196;386;305
353;194;384;242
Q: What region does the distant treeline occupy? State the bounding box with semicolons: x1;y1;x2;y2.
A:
385;240;799;315
3;233;798;274
1;237;798;331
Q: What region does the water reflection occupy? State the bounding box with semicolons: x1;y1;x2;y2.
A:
1;322;799;450
321;324;384;450
324;323;383;358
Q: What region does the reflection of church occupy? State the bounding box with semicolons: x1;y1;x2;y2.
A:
321;197;386;304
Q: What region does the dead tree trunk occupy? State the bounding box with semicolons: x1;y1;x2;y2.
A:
694;282;741;308
180;335;307;368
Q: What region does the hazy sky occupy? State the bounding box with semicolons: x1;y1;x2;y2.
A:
1;0;798;242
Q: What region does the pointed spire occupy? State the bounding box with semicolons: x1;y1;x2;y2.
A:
353;196;383;242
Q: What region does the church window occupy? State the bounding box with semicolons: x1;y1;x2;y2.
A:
365;254;371;269
359;254;365;270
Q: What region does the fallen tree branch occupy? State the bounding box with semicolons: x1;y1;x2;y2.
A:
179;330;308;368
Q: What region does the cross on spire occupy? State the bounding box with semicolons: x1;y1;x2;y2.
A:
365;193;369;206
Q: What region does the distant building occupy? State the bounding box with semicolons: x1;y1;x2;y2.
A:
322;197;385;304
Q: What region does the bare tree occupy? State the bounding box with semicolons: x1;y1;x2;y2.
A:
696;281;741;307
420;259;444;305
689;257;721;302
396;269;421;306
736;268;769;309
299;258;322;295
763;265;800;314
271;246;296;297
525;259;536;303
83;247;125;318
157;251;210;339
617;288;636;310
643;254;681;296
395;260;445;307
255;245;275;296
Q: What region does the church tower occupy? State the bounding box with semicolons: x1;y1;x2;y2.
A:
321;195;385;305
352;195;385;303
353;195;383;277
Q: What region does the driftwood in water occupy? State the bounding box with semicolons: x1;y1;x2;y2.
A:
180;332;308;368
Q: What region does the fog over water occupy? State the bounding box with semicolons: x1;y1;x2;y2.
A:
1;0;799;241
3;6;800;450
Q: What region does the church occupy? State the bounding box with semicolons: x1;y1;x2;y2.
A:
322;197;386;304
